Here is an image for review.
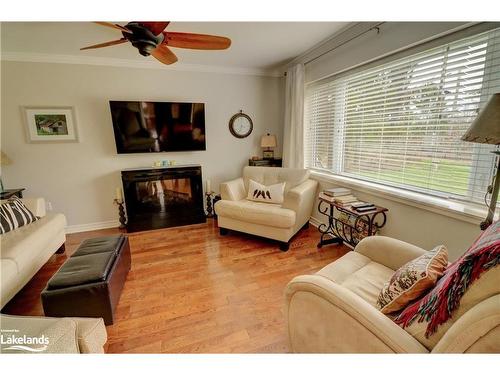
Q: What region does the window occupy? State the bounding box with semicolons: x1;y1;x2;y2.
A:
305;28;500;204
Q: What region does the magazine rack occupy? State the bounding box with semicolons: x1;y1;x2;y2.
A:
317;196;388;249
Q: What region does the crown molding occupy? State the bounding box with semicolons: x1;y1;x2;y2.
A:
1;51;282;78
282;22;380;71
281;21;481;74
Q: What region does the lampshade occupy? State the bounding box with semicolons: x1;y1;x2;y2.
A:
261;134;277;148
0;151;12;166
462;93;500;144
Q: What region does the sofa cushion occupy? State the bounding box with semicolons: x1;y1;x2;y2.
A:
0;213;66;269
0;259;19;291
243;166;309;193
0;197;38;234
317;251;395;306
215;199;296;228
47;251;117;290
317;251;371;283
247;179;286;204
377;245;448;314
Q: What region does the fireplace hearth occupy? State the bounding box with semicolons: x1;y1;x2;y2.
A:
121;165;206;232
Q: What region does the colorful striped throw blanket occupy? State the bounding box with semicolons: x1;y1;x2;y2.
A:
394;220;500;338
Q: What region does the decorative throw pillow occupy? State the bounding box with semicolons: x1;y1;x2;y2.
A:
247;179;285;204
377;245;448;314
395;220;500;338
0;197;38;234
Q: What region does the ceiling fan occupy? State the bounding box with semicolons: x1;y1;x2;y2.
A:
80;22;231;65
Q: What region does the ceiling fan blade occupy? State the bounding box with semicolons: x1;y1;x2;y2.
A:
163;32;231;50
151;44;178;65
80;38;127;51
138;22;170;36
94;22;132;34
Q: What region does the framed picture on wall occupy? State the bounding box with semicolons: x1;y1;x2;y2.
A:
23;106;79;143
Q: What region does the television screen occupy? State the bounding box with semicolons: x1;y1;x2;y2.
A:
109;101;206;153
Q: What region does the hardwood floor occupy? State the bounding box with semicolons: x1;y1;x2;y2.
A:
3;219;349;353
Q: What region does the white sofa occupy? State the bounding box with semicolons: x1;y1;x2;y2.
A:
1;197;66;308
214;167;318;250
0;314;107;353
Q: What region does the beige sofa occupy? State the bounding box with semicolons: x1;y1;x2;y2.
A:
214;167;318;250
285;236;500;353
0;314;107;353
1;198;66;308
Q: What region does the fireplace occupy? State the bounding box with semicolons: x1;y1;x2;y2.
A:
121;165;205;232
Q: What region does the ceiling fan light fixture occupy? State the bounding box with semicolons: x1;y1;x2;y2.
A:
83;21;231;65
131;40;158;56
123;22;165;56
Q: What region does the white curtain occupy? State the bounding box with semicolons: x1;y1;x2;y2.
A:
282;63;305;169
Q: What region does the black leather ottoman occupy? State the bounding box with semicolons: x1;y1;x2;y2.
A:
41;234;131;325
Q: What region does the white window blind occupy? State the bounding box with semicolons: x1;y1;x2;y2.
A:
305;28;500;204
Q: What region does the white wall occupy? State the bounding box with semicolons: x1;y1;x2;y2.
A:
1;61;283;230
301;22;491;260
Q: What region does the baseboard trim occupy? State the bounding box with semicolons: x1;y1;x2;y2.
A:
67;217;320;235
309;217;321;228
66;220;119;234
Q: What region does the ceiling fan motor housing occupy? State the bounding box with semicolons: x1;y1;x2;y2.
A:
123;22;164;56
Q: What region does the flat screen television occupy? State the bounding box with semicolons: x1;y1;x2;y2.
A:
109;101;206;153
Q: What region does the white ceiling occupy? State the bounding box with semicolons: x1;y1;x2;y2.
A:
1;22;348;73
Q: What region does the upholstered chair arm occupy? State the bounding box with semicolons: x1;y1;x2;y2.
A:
281;180;318;227
21;197;46;217
220;177;246;201
0;314;107;353
285;275;429;353
355;236;427;271
73;317;108;353
431;295;500;353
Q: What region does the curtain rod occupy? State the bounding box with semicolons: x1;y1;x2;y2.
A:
303;22;385;66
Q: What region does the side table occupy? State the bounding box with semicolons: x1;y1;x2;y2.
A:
317;196;388;249
0;188;25;200
248;158;282;167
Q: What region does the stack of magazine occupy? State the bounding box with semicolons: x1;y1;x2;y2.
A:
319;188;358;206
319;188;376;212
351;201;376;213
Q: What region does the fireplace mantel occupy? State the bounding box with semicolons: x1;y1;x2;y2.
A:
121;164;201;172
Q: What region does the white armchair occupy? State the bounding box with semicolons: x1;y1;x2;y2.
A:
214;167;318;251
285;236;500;353
0;314;107;353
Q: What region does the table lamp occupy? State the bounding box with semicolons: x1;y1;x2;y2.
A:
261;133;277;159
0;151;12;193
461;93;500;230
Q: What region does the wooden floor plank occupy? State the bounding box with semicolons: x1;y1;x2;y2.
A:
2;219;349;353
